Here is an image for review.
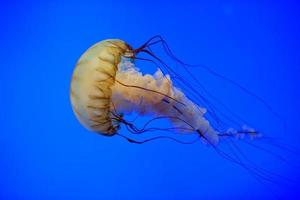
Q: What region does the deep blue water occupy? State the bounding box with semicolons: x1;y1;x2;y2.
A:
1;1;300;199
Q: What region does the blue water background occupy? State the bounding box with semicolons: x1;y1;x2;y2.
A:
1;1;300;199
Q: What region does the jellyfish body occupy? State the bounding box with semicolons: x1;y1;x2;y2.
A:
70;39;221;144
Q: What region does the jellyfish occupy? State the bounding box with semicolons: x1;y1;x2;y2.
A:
70;36;298;194
70;37;255;144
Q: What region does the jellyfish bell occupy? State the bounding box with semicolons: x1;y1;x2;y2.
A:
70;39;132;135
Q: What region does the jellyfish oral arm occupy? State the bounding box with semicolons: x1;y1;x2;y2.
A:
110;58;220;145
